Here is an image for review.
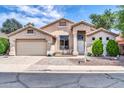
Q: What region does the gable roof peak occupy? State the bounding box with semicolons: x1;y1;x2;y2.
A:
71;20;96;29
97;27;107;31
56;18;75;23
87;27;118;36
25;22;34;27
8;24;56;38
40;18;75;29
80;20;95;27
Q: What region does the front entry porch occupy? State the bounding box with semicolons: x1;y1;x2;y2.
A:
73;30;86;56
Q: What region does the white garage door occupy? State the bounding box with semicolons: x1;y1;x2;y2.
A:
16;39;47;56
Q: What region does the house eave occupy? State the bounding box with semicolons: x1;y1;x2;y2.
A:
8;25;56;39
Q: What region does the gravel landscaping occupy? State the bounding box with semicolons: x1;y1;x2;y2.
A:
36;56;124;66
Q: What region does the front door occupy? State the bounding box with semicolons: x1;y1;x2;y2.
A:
77;31;85;54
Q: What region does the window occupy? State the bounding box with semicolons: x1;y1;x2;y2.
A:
99;37;102;40
59;21;66;26
92;37;95;40
77;31;84;40
106;37;109;40
27;30;33;34
77;34;83;40
60;35;69;50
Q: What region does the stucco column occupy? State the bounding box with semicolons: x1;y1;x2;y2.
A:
56;36;60;53
103;43;107;56
9;39;16;56
84;33;87;62
48;40;55;56
73;31;78;55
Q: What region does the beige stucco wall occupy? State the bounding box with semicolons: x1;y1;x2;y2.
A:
86;31;117;55
41;19;74;54
86;31;116;45
9;27;54;56
72;24;95;33
41;20;74;33
119;45;124;55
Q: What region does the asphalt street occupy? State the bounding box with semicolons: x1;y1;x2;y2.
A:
0;73;124;88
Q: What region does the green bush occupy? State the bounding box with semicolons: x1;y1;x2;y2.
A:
106;40;119;57
0;37;9;54
92;39;103;56
87;52;92;56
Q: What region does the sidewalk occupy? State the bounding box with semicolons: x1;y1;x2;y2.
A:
25;65;124;73
1;64;124;73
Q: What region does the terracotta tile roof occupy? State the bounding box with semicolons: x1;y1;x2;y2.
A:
71;21;96;29
118;42;124;45
8;25;56;38
40;18;75;29
86;28;118;36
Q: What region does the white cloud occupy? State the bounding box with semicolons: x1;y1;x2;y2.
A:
0;12;54;27
39;5;63;18
4;5;63;18
1;5;63;27
16;6;41;15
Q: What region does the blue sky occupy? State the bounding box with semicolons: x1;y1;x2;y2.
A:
0;5;118;27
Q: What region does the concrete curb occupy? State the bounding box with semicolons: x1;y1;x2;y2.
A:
1;65;124;73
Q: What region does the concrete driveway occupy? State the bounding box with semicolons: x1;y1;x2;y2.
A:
0;73;124;88
0;56;45;72
0;56;124;73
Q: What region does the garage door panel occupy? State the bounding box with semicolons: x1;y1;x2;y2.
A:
16;39;47;56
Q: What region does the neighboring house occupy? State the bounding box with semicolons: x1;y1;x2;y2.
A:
8;18;118;56
116;36;124;55
0;31;8;39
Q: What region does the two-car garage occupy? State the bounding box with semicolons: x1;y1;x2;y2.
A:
16;39;47;56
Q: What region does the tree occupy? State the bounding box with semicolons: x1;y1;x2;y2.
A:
1;18;22;34
92;39;103;56
0;37;9;54
106;40;119;57
116;5;124;37
24;22;35;27
90;9;115;30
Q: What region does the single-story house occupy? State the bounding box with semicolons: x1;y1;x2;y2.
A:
8;18;118;56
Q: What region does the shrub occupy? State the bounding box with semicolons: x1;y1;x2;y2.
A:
106;40;119;57
92;39;103;56
0;37;9;54
87;52;92;56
